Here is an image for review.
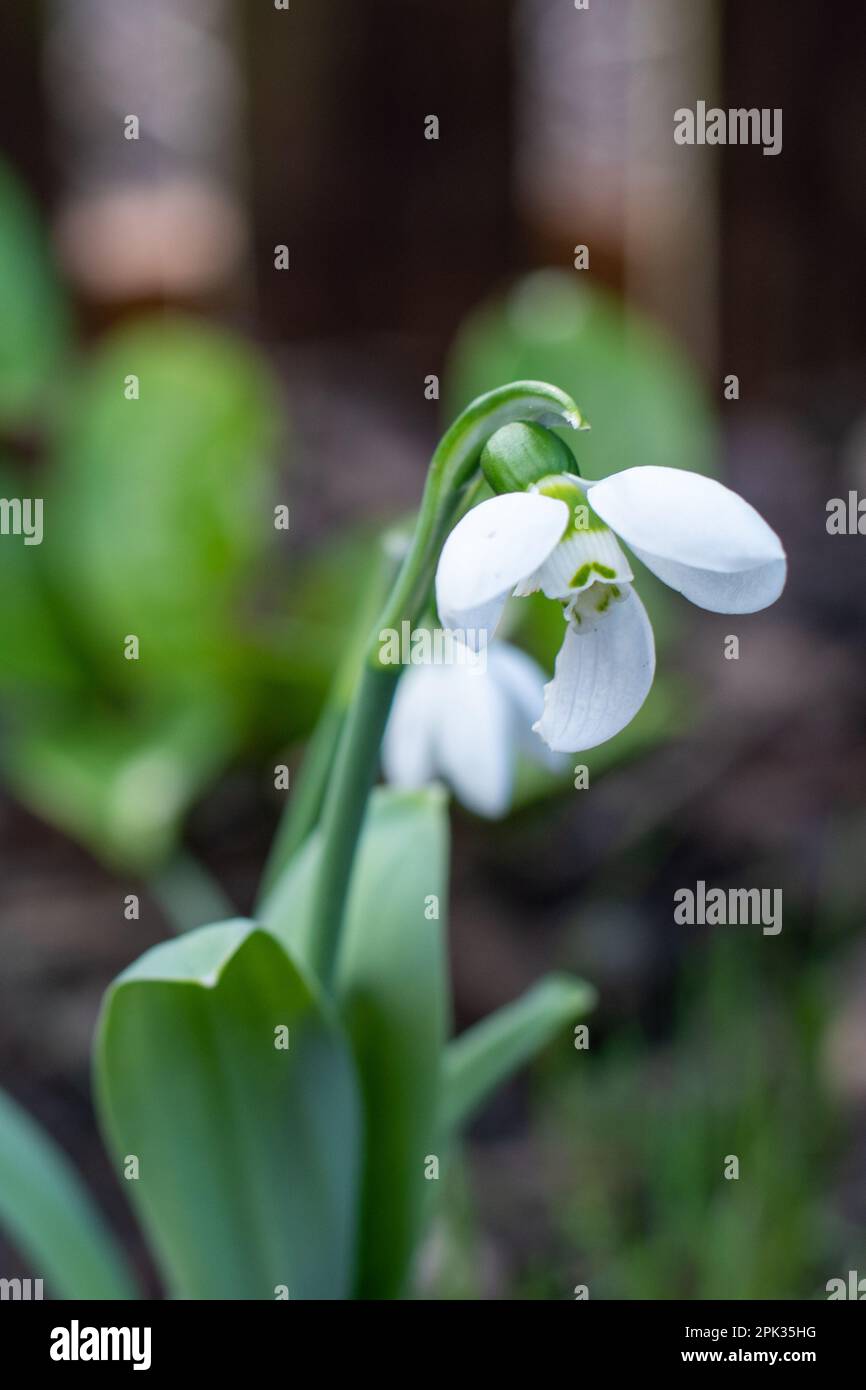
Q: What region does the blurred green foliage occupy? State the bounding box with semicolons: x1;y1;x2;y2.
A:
539;940;837;1300
0;160;367;874
445;270;716;485
47;318;279;688
426;941;845;1302
3;702;232;871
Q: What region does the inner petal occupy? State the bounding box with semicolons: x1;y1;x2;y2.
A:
513;524;633;602
565;578;631;633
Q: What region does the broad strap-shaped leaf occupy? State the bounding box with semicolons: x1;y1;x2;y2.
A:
263;785;450;1298
441;973;596;1135
95;920;360;1299
0;1088;137;1299
336;787;449;1299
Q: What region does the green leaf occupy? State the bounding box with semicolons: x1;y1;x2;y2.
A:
46;315;281;689
263;785;450;1298
0;159;70;430
0;1087;137;1299
441;973;596;1135
1;698;233;873
95;920;361;1298
335;787;449;1298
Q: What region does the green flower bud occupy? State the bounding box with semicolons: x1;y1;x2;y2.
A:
480;421;581;495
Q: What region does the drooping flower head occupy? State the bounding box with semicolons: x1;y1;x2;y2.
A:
435;423;786;752
382;639;561;817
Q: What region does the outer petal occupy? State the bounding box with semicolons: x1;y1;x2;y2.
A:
587;467;786;613
433;665;515;817
435;492;569;640
533;588;656;752
381;665;441;790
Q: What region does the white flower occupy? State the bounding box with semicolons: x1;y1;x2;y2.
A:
435;466;786;752
382;640;561;817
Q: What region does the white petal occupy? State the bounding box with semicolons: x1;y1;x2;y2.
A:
435;492;569;639
587;467;786;613
534;588;656;752
486;641;545;722
381;666;441;789
486;640;565;771
433;665;515;816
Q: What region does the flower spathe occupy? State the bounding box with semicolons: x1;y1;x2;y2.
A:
435;465;787;753
382;640;562;817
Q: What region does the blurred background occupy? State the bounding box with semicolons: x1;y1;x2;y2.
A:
1;0;865;1299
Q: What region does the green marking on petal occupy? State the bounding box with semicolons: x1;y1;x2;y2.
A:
594;583;621;614
534;473;607;538
566;580;630;632
568;560;618;588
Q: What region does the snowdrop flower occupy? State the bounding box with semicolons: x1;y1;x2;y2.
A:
435;429;786;753
382;640;561;817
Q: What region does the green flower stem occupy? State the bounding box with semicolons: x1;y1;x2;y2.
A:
305;381;583;990
305;662;399;986
371;381;585;653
